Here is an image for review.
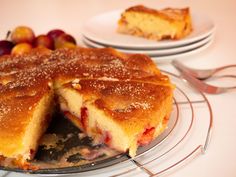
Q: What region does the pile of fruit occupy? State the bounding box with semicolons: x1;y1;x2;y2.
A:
0;26;77;56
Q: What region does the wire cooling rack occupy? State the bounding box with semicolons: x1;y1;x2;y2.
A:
74;71;213;177
0;71;213;177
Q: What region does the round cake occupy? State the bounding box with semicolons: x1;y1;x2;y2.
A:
0;47;174;169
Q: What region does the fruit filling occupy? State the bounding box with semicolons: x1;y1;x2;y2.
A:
80;107;88;131
29;149;35;159
137;127;155;146
64;108;113;147
103;131;112;145
91;124;112;146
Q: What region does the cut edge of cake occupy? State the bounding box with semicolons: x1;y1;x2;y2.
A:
56;79;173;157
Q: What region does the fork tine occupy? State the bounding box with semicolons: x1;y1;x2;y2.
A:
172;60;236;80
172;60;215;79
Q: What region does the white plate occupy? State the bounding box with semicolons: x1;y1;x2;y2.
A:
83;34;213;56
82;10;215;49
151;39;213;63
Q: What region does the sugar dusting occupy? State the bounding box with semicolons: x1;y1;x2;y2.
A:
0;103;11;120
0;47;164;118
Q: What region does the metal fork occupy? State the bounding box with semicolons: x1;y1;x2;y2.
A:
172;60;236;94
172;60;236;80
180;70;236;94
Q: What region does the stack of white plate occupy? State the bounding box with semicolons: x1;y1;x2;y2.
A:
82;10;215;62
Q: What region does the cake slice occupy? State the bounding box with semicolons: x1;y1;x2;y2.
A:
56;78;173;157
54;47;174;157
0;61;54;168
0;86;54;168
118;5;192;40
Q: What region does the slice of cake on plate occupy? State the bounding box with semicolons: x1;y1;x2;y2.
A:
118;5;192;40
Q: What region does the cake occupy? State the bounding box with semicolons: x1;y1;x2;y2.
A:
118;5;192;40
0;82;54;169
0;47;174;169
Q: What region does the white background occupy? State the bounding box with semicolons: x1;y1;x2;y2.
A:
0;0;236;177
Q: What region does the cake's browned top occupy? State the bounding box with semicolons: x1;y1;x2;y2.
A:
0;47;171;92
125;5;190;21
0;46;173;107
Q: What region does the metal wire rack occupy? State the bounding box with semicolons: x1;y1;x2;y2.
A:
0;71;213;177
79;71;213;177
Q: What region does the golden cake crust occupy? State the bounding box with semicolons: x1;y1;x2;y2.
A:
126;5;190;21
